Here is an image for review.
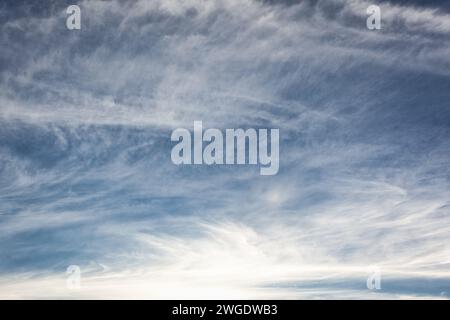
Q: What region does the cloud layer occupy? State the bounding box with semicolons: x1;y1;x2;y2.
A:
0;0;449;299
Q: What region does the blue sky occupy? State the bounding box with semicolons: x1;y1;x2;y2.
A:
0;0;449;299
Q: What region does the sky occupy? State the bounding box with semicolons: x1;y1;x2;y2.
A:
0;0;449;299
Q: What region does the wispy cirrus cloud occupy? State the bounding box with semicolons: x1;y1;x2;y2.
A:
0;0;449;299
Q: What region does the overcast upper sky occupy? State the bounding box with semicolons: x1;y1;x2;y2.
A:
0;0;449;299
